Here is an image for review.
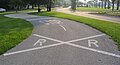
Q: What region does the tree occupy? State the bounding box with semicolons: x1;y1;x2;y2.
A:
10;0;23;12
54;0;64;7
47;0;52;11
107;0;110;9
30;0;36;9
112;0;115;11
0;0;56;12
35;0;48;12
93;0;98;8
47;0;56;12
104;0;107;9
88;0;94;7
0;0;11;10
116;0;120;10
76;0;79;7
71;0;76;11
23;0;30;9
100;0;104;8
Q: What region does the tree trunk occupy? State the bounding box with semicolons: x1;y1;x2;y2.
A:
94;2;96;7
38;4;41;12
98;2;100;8
76;0;79;7
47;5;49;11
71;0;76;11
27;5;29;9
112;0;115;11
107;0;110;9
117;0;120;10
49;0;52;11
101;1;104;8
32;4;34;9
15;6;18;13
95;1;98;8
47;0;52;12
104;0;107;9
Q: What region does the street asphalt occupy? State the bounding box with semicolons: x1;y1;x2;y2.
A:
0;14;120;65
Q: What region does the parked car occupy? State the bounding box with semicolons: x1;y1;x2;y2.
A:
68;6;71;9
0;8;6;12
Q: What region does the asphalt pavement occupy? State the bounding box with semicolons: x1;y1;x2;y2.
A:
0;14;120;65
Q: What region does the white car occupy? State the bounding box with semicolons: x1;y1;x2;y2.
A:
0;8;6;12
68;6;71;9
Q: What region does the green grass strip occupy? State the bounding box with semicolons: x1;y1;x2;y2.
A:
0;12;33;55
77;7;110;12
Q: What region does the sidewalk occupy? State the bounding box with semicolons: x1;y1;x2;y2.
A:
56;8;120;23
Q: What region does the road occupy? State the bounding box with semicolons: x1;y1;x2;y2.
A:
0;14;120;65
56;8;120;23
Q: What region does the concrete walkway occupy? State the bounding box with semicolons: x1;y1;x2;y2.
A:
56;8;120;23
0;14;120;65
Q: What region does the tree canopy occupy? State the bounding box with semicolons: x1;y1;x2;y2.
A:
0;0;56;11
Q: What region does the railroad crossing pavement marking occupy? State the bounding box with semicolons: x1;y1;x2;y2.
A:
45;20;66;31
33;39;46;46
47;20;62;24
88;39;99;47
59;25;66;31
3;34;120;58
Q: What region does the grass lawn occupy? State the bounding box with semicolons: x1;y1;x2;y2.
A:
97;11;120;17
0;12;33;55
31;11;120;50
77;7;120;16
77;7;110;12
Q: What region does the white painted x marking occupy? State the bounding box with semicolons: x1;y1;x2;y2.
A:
3;34;120;58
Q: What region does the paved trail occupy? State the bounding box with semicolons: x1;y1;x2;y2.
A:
56;8;120;23
0;14;120;65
